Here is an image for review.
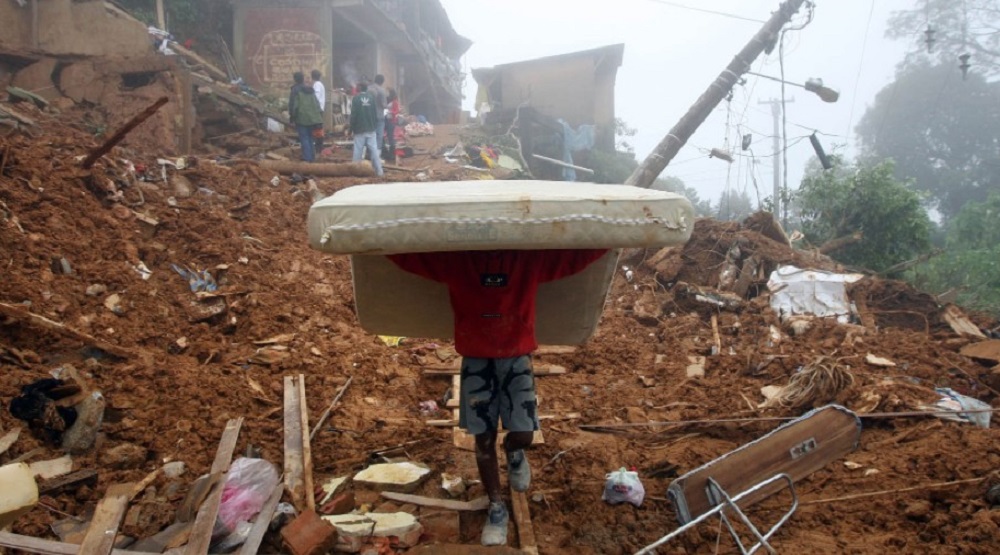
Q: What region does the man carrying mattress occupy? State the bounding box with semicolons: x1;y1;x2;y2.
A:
388;249;607;546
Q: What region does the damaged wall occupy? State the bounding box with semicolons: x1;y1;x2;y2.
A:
0;0;153;58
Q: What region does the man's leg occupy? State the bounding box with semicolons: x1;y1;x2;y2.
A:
297;125;315;162
365;132;384;176
351;133;364;162
313;125;324;156
460;358;508;546
498;355;539;491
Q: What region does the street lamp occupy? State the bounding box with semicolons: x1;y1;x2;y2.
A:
746;71;840;103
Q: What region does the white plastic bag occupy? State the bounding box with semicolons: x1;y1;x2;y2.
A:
212;457;280;541
602;467;645;507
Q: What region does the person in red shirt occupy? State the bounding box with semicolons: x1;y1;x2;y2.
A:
388;248;608;546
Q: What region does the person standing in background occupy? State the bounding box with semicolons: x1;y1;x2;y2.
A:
288;71;322;162
371;74;388;153
349;81;384;177
310;69;326;154
385;88;400;164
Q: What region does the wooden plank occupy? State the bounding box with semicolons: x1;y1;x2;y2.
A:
943;305;986;338
297;374;316;511
380;492;489;512
38;469;98;495
710;314;721;356
446;374;461;408
534;345;578;355
0;427;20;456
0;302;134;359
78;482;134;555
284;376;306;511
130;522;193;553
423;364;567;377
0;531;160;555
510;490;538;555
961;340;1000;364
667;405;861;524
238;483;284;555
0;105;36;127
184;417;243;555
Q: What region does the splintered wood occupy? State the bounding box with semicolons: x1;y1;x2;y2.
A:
284;374;316;512
510;489;539;555
79;482;134;555
184;417;243;555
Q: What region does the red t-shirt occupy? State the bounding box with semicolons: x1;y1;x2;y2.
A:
388;249;608;358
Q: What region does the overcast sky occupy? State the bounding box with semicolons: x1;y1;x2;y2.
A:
440;0;913;209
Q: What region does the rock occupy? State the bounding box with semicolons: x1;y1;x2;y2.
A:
904;500;932;522
105;443;147;469
0;463;39;528
353;462;431;493
318;492;355;516
50;257;73;275
686;356;706;379
61;392;105;454
162;461;185;479
281;509;337;555
440;473;466;497
85;284;107;297
104;293;125;315
323;512;422;552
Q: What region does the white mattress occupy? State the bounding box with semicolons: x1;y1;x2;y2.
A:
308;181;694;255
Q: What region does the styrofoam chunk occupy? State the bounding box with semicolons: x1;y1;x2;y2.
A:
0;463;39;527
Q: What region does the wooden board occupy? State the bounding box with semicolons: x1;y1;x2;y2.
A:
943;305;986;339
0;427;21;456
238;483;284;555
380;492;490;511
78;482;134;555
960;340;1000;364
510;490;538;555
446;374;461;408
284;375;307;512
667;405;861;524
0;531;160;555
297;374;316;511
453;428;544;452
38;469;98;495
184;418;243;555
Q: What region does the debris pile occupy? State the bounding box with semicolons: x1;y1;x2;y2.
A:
1;104;1000;553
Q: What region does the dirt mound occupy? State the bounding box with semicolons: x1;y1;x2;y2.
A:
2;115;1000;554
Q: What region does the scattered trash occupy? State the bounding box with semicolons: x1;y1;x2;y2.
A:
50;257;72;275
761;357;855;410
214;457;280;541
378;335;405;347
104;293;125;315
602;467;645;507
318;476;349;505
418;400;439;415
171;264;218;293
28;455;73;480
163;461;186;478
767;266;864;323
686;356;706;379
85;284;107;297
60;391;105;454
270;502;298;532
844;461;863;470
270;175;280;187
919;388;992;428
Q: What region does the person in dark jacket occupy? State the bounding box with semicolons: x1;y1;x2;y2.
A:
288;71;323;162
388;249;608;546
349;81;383;176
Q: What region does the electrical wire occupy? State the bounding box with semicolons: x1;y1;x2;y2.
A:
642;0;766;24
846;0;877;138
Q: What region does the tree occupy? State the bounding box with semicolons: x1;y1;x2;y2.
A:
909;192;1000;315
651;176;714;216
888;0;1000;78
716;189;755;222
855;62;1000;220
796;159;931;273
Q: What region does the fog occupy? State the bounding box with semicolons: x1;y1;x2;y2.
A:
442;0;911;208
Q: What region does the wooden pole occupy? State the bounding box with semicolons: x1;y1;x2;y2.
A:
156;0;166;31
625;0;808;188
81;97;169;169
531;153;595;175
30;0;39;49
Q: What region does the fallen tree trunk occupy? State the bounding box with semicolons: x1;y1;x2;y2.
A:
819;231;863;255
259;160;374;178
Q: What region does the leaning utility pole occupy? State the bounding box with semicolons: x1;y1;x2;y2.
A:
626;0;809;188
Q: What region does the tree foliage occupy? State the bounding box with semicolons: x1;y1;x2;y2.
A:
888;0;1000;78
797;159;931;272
716;189;755;222
651;176;714;217
909;192;1000;315
855;63;1000;220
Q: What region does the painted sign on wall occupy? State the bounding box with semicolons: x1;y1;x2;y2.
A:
241;7;330;93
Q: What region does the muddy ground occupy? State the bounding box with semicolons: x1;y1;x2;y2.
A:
1;105;999;554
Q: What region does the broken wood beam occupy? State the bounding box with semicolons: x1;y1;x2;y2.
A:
0;531;160;555
37;469;98;495
170;42;229;82
531;153;594;175
379;492;489;512
0;302;134;358
284;375;315;512
258;160;375;178
237;483;283;555
79;482;134;555
184;417;243;555
81;97;169;169
310;375;353;441
510;489;538;555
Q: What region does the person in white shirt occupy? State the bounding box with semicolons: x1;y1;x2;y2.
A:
310;69;326;153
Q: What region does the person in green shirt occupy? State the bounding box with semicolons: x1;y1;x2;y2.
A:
288;71;322;162
349;81;384;176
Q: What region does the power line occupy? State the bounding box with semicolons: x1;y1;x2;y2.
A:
643;0;766;24
846;0;877;138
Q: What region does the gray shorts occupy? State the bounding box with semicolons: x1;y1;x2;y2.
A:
458;355;539;436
